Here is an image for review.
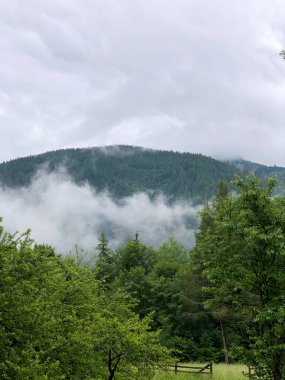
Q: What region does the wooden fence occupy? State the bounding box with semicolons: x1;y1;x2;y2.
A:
170;362;213;375
242;365;255;379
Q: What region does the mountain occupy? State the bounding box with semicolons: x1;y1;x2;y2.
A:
228;159;285;183
0;146;284;204
0;145;240;204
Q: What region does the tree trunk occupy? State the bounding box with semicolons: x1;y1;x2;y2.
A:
108;349;121;380
108;370;115;380
272;353;282;380
220;317;229;364
108;350;115;380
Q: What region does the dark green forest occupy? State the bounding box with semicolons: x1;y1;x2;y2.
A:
1;146;285;204
0;145;238;203
1;175;285;379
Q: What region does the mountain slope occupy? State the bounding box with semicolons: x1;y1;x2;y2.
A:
1;146;285;204
228;159;285;182
0;145;240;204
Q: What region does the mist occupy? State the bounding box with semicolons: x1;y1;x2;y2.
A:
0;170;200;255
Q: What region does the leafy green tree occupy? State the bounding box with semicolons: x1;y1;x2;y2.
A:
192;180;236;364
195;175;285;379
93;292;171;380
0;221;172;379
116;235;155;274
115;265;154;317
110;235;156;317
0;232;105;378
149;240;191;333
148;240;220;362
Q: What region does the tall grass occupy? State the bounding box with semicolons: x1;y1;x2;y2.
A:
154;363;248;380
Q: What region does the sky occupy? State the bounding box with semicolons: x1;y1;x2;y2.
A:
1;0;285;166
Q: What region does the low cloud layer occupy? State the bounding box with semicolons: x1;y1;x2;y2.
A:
0;170;200;255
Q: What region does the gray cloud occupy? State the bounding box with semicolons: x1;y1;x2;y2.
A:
0;170;200;255
0;1;285;165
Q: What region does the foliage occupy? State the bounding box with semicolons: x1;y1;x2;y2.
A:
3;172;285;378
94;292;171;380
104;237;222;362
95;232;116;284
194;175;285;379
0;222;171;379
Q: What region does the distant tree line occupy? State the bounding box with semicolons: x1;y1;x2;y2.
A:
1;146;285;205
0;145;240;204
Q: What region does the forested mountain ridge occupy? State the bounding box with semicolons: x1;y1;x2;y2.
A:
1;145;285;203
0;145;238;203
228;158;285;182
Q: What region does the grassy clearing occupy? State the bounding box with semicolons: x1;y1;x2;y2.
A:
154;363;248;380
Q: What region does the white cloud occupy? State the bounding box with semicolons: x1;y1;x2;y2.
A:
0;0;285;165
106;115;185;146
0;170;200;255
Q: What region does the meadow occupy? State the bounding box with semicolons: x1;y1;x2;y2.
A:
154;363;249;380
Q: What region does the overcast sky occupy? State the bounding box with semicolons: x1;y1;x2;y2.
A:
1;0;285;166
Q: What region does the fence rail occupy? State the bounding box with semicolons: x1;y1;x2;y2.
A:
242;365;255;379
170;362;213;375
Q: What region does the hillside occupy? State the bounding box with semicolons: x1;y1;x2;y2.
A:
1;146;285;204
0;146;240;204
228;159;285;182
